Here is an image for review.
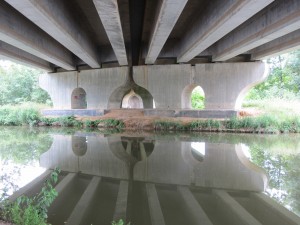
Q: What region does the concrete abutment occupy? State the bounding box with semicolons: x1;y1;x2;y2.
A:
39;62;268;118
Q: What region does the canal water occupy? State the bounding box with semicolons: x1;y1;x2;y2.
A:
0;126;300;225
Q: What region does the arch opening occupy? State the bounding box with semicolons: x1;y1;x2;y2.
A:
108;84;154;109
182;84;205;109
121;89;144;109
71;87;87;109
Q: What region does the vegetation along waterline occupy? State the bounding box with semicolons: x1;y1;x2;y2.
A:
0;104;300;134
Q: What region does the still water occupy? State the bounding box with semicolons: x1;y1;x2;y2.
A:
0;126;300;225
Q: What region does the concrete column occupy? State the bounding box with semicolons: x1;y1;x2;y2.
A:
66;176;101;225
139;142;147;161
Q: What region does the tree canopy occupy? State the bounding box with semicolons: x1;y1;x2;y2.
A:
0;61;51;105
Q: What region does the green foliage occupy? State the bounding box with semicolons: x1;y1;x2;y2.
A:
112;219;131;225
97;119;125;129
154;121;188;131
0;127;53;165
1;168;60;225
0;61;52;105
0;104;41;126
191;87;205;109
245;52;300;101
190;119;221;130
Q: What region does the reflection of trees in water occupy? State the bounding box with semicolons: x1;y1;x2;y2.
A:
0;127;53;164
0;161;21;201
0;127;52;201
250;145;300;216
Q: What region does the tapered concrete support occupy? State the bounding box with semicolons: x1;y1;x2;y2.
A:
213;190;262;225
251;29;300;60
0;1;75;70
5;0;100;68
66;176;101;225
178;186;213;225
194;62;268;110
146;183;166;225
113;180;129;221
213;0;300;61
93;0;128;66
177;0;274;63
0;41;53;71
8;170;51;202
250;193;300;225
145;0;188;64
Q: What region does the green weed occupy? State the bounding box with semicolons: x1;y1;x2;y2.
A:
1;168;60;225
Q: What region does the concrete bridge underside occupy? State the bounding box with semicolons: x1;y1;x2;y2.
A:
1;0;300;116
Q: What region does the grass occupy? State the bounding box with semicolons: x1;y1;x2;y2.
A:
1;99;300;134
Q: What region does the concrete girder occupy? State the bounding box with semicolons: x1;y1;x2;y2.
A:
0;1;75;70
0;41;53;72
213;0;300;61
251;29;300;60
93;0;128;66
177;0;274;63
5;0;100;69
145;0;188;64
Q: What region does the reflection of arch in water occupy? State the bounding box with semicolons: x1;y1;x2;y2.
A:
72;135;87;156
236;144;268;190
181;142;205;167
121;89;144;109
108;136;155;179
71;87;87;109
121;136;154;161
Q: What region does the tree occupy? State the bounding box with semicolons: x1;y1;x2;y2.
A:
0;61;51;105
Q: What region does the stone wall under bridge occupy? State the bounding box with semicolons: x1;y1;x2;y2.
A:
39;62;268;118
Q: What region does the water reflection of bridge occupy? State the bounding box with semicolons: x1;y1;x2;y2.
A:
10;133;300;225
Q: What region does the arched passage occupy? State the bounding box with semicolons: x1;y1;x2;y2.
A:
108;84;154;109
121;89;144;108
71;87;87;109
181;84;205;109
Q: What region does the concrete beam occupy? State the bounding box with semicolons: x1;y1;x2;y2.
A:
145;0;188;64
178;186;213;225
213;190;262;225
177;0;274;63
55;173;77;194
251;193;300;225
113;180;129;221
5;0;100;68
67;176;101;225
0;41;53;71
0;1;75;70
93;0;128;66
213;0;300;61
8;170;52;202
251;29;300;60
146;183;166;225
